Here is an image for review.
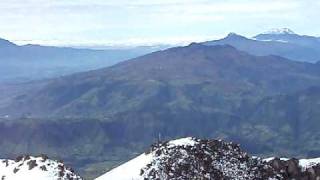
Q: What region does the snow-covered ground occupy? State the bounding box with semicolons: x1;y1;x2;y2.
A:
0;155;82;180
166;137;197;147
96;137;197;180
95;153;152;180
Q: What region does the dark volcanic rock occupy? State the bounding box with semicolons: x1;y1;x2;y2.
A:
141;138;282;179
97;137;320;180
267;158;320;180
140;138;320;180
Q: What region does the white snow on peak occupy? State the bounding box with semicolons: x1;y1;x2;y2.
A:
95;153;153;180
262;28;295;35
253;39;289;43
263;157;289;162
167;137;197;147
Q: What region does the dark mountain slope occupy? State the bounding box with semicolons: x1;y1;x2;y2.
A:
0;37;17;47
241;86;320;157
203;33;320;63
2;44;320;118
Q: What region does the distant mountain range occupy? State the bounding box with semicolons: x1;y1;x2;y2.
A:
0;38;168;83
2;43;320;118
2;42;320;178
203;28;320;63
1;28;320;83
255;28;320;48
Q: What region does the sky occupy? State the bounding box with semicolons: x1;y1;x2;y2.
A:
0;0;319;46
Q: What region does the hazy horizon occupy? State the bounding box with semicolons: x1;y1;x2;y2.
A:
0;0;319;47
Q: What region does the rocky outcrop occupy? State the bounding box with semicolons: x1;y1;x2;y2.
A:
266;158;320;180
141;138;282;179
0;155;82;180
97;137;320;180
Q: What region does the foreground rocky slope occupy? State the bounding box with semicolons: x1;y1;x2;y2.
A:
97;137;320;180
0;155;82;180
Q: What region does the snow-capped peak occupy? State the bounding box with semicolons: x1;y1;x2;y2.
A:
263;28;296;35
95;137;279;180
225;32;245;38
95;137;198;180
96;137;320;180
0;155;82;180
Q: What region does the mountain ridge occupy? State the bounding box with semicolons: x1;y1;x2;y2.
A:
254;30;320;49
0;37;167;83
203;30;320;63
0;38;17;47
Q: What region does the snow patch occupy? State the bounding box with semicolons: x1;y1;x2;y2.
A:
299;158;320;170
95;153;153;180
253;39;289;43
167;137;197;147
262;28;295;35
263;157;289;162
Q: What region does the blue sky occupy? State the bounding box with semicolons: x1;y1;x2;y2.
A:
0;0;319;46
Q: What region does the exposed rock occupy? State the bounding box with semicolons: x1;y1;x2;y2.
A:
141;138;282;179
267;158;320;180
